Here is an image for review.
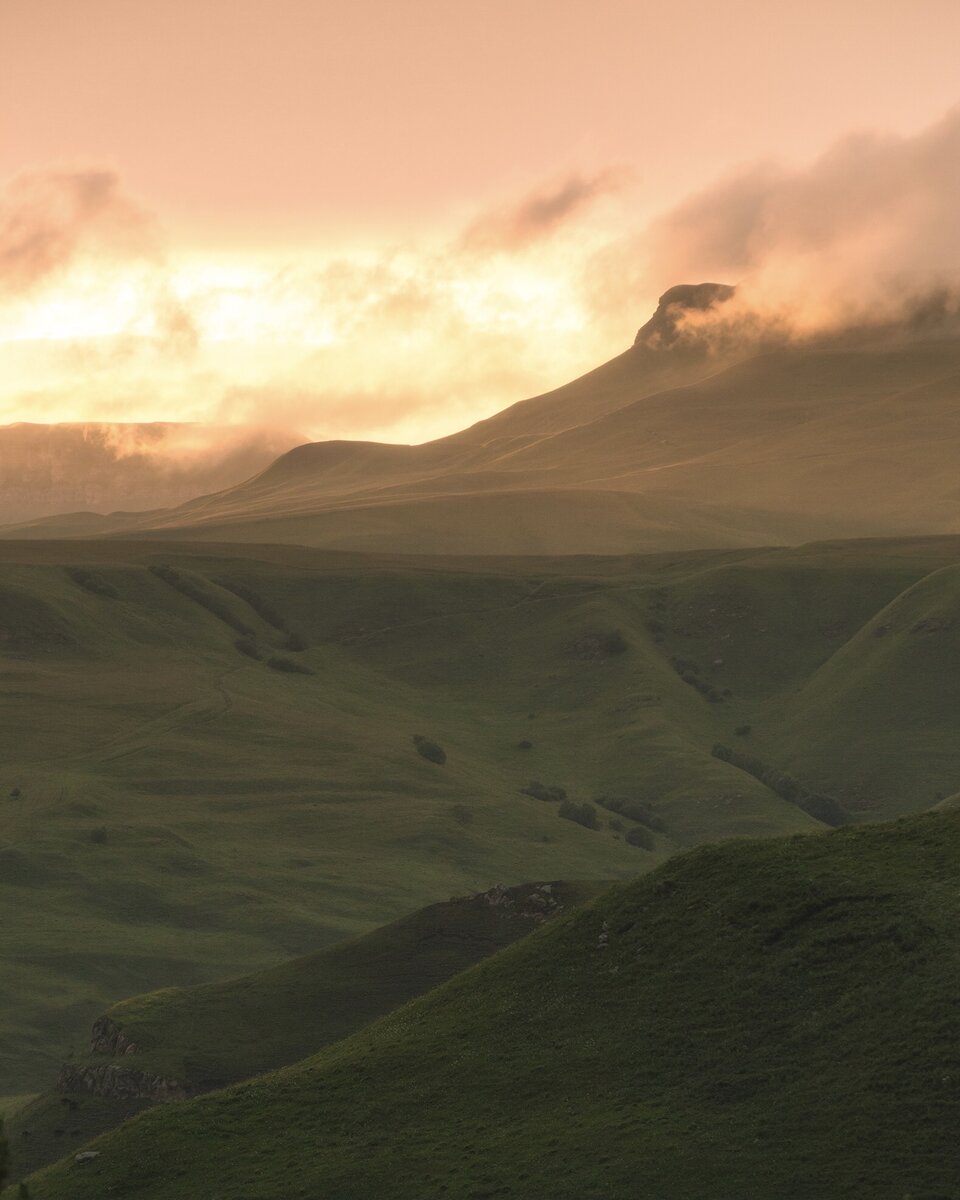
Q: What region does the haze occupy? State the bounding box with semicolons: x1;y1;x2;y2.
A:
3;0;960;445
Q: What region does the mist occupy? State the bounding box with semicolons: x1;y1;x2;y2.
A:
5;106;960;447
636;105;960;339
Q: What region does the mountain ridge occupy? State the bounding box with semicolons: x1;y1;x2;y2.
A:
7;290;960;554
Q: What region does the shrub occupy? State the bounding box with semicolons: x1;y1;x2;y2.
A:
595;794;665;831
449;804;473;825
521;781;566;802
558;800;599;830
89;826;108;844
672;656;727;702
711;744;849;826
608;817;625;833
413;735;446;765
267;656;315;675
516;739;533;750
602;630;629;655
734;724;752;737
283;631;309;652
234;637;262;661
150;565;254;636
625;825;655;850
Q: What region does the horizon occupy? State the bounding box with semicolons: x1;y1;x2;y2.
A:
4;0;960;449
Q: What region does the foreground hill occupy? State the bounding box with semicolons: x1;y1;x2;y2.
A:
10;290;960;553
21;809;960;1200
3;534;960;1097
0;423;305;527
9;880;599;1182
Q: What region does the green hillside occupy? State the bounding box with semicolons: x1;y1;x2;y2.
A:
20;809;960;1200
8;880;600;1181
3;535;960;1102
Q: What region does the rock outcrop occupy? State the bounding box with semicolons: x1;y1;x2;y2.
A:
56;1015;187;1102
57;1063;188;1102
90;1016;139;1057
634;281;736;348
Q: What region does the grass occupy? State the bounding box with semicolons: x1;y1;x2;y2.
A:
0;1099;34;1120
2;533;960;1104
18;808;960;1199
7;881;601;1181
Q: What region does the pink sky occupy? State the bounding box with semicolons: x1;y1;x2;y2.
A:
3;0;960;442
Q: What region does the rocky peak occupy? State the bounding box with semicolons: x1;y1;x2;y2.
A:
634;281;736;348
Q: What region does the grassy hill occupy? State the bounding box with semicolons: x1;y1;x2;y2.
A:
9;316;960;554
7;880;600;1182
3;535;960;1102
18;808;960;1200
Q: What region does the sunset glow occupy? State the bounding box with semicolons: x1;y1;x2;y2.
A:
4;0;960;444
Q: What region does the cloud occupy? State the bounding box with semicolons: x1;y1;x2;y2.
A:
0;166;162;295
459;168;628;253
633;106;960;337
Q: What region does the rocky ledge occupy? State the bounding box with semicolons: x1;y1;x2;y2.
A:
57;1063;188;1102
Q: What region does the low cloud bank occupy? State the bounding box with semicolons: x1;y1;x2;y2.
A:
635;105;960;341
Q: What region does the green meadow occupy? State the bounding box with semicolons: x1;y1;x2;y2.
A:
18;808;960;1199
3;533;960;1106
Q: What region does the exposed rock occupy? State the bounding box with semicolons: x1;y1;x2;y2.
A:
57;1063;188;1103
634;282;736;348
75;1151;101;1164
90;1015;138;1057
472;881;568;924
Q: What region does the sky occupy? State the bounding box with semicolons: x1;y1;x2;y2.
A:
3;0;960;444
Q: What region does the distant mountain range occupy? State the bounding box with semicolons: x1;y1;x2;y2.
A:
6;284;960;554
0;423;306;526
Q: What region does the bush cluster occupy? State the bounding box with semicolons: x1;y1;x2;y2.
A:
671;656;728;703
413;735;447;765
558;800;599;830
602;630;629;655
149;565;254;636
625;825;655;850
712;744;849;826
595;794;665;832
214;579;308;650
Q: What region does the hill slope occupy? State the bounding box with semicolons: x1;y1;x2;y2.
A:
8;880;599;1181
9;295;960;553
21;809;960;1200
3;535;960;1097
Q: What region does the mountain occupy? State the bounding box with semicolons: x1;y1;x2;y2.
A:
8;287;960;554
0;423;306;526
3;533;960;1100
7;880;601;1182
18;808;960;1200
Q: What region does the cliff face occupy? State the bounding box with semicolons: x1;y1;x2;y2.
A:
89;1016;139;1057
634;281;736;347
57;1063;188;1102
57;1016;188;1103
